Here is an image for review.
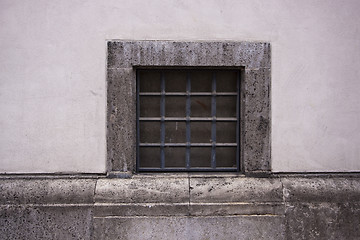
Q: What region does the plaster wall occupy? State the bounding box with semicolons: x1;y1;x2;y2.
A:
0;0;359;173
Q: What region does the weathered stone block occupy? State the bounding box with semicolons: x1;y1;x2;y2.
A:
107;41;271;69
190;177;283;203
92;215;285;240
0;205;93;240
285;202;360;240
0;179;96;205
282;177;360;203
95;177;189;203
107;68;136;172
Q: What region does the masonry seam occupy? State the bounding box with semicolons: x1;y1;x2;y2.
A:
89;179;98;240
279;175;292;239
93;179;98;204
188;175;191;216
279;176;285;205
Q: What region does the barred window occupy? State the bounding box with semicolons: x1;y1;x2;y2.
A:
137;69;240;172
107;41;271;175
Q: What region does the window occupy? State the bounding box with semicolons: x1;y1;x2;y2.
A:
137;69;240;172
107;40;271;175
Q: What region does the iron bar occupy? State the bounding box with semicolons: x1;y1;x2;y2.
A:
160;72;165;169
236;71;240;171
139;92;237;96
138;167;238;172
136;71;140;171
139;117;237;122
139;143;237;147
211;72;217;168
186;72;191;169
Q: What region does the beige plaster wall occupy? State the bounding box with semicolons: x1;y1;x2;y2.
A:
0;0;359;173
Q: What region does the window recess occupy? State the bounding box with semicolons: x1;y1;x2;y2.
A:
136;69;241;172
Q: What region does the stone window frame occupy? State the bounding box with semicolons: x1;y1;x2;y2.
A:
107;40;271;176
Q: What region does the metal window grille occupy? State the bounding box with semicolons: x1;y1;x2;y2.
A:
136;69;240;172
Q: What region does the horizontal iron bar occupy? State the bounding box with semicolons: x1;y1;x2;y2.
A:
140;143;237;147
139;117;237;122
138;167;238;172
139;92;237;96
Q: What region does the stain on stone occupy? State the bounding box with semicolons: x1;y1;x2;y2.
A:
257;116;269;135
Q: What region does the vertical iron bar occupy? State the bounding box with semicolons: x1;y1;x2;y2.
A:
136;70;140;171
186;72;191;169
211;72;217;168
160;71;166;169
236;70;240;171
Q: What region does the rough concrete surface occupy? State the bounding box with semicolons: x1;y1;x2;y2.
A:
95;177;189;203
1;175;360;239
190;176;282;203
0;205;93;240
243;68;271;172
0;179;96;204
92;215;285;240
285;202;360;240
107;68;136;172
107;41;271;69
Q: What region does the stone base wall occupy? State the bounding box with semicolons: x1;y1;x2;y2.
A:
1;174;359;239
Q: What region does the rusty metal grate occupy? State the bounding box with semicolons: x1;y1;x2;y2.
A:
136;69;240;172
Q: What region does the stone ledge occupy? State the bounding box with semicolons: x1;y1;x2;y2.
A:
1;175;360;239
282;177;360;203
95;177;189;204
189;202;285;216
0;179;97;205
1;176;360;207
189;177;283;203
94;203;189;217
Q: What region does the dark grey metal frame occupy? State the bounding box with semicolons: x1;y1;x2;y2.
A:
136;69;241;172
107;40;271;175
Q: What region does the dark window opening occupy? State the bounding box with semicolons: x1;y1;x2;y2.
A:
136;69;241;172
